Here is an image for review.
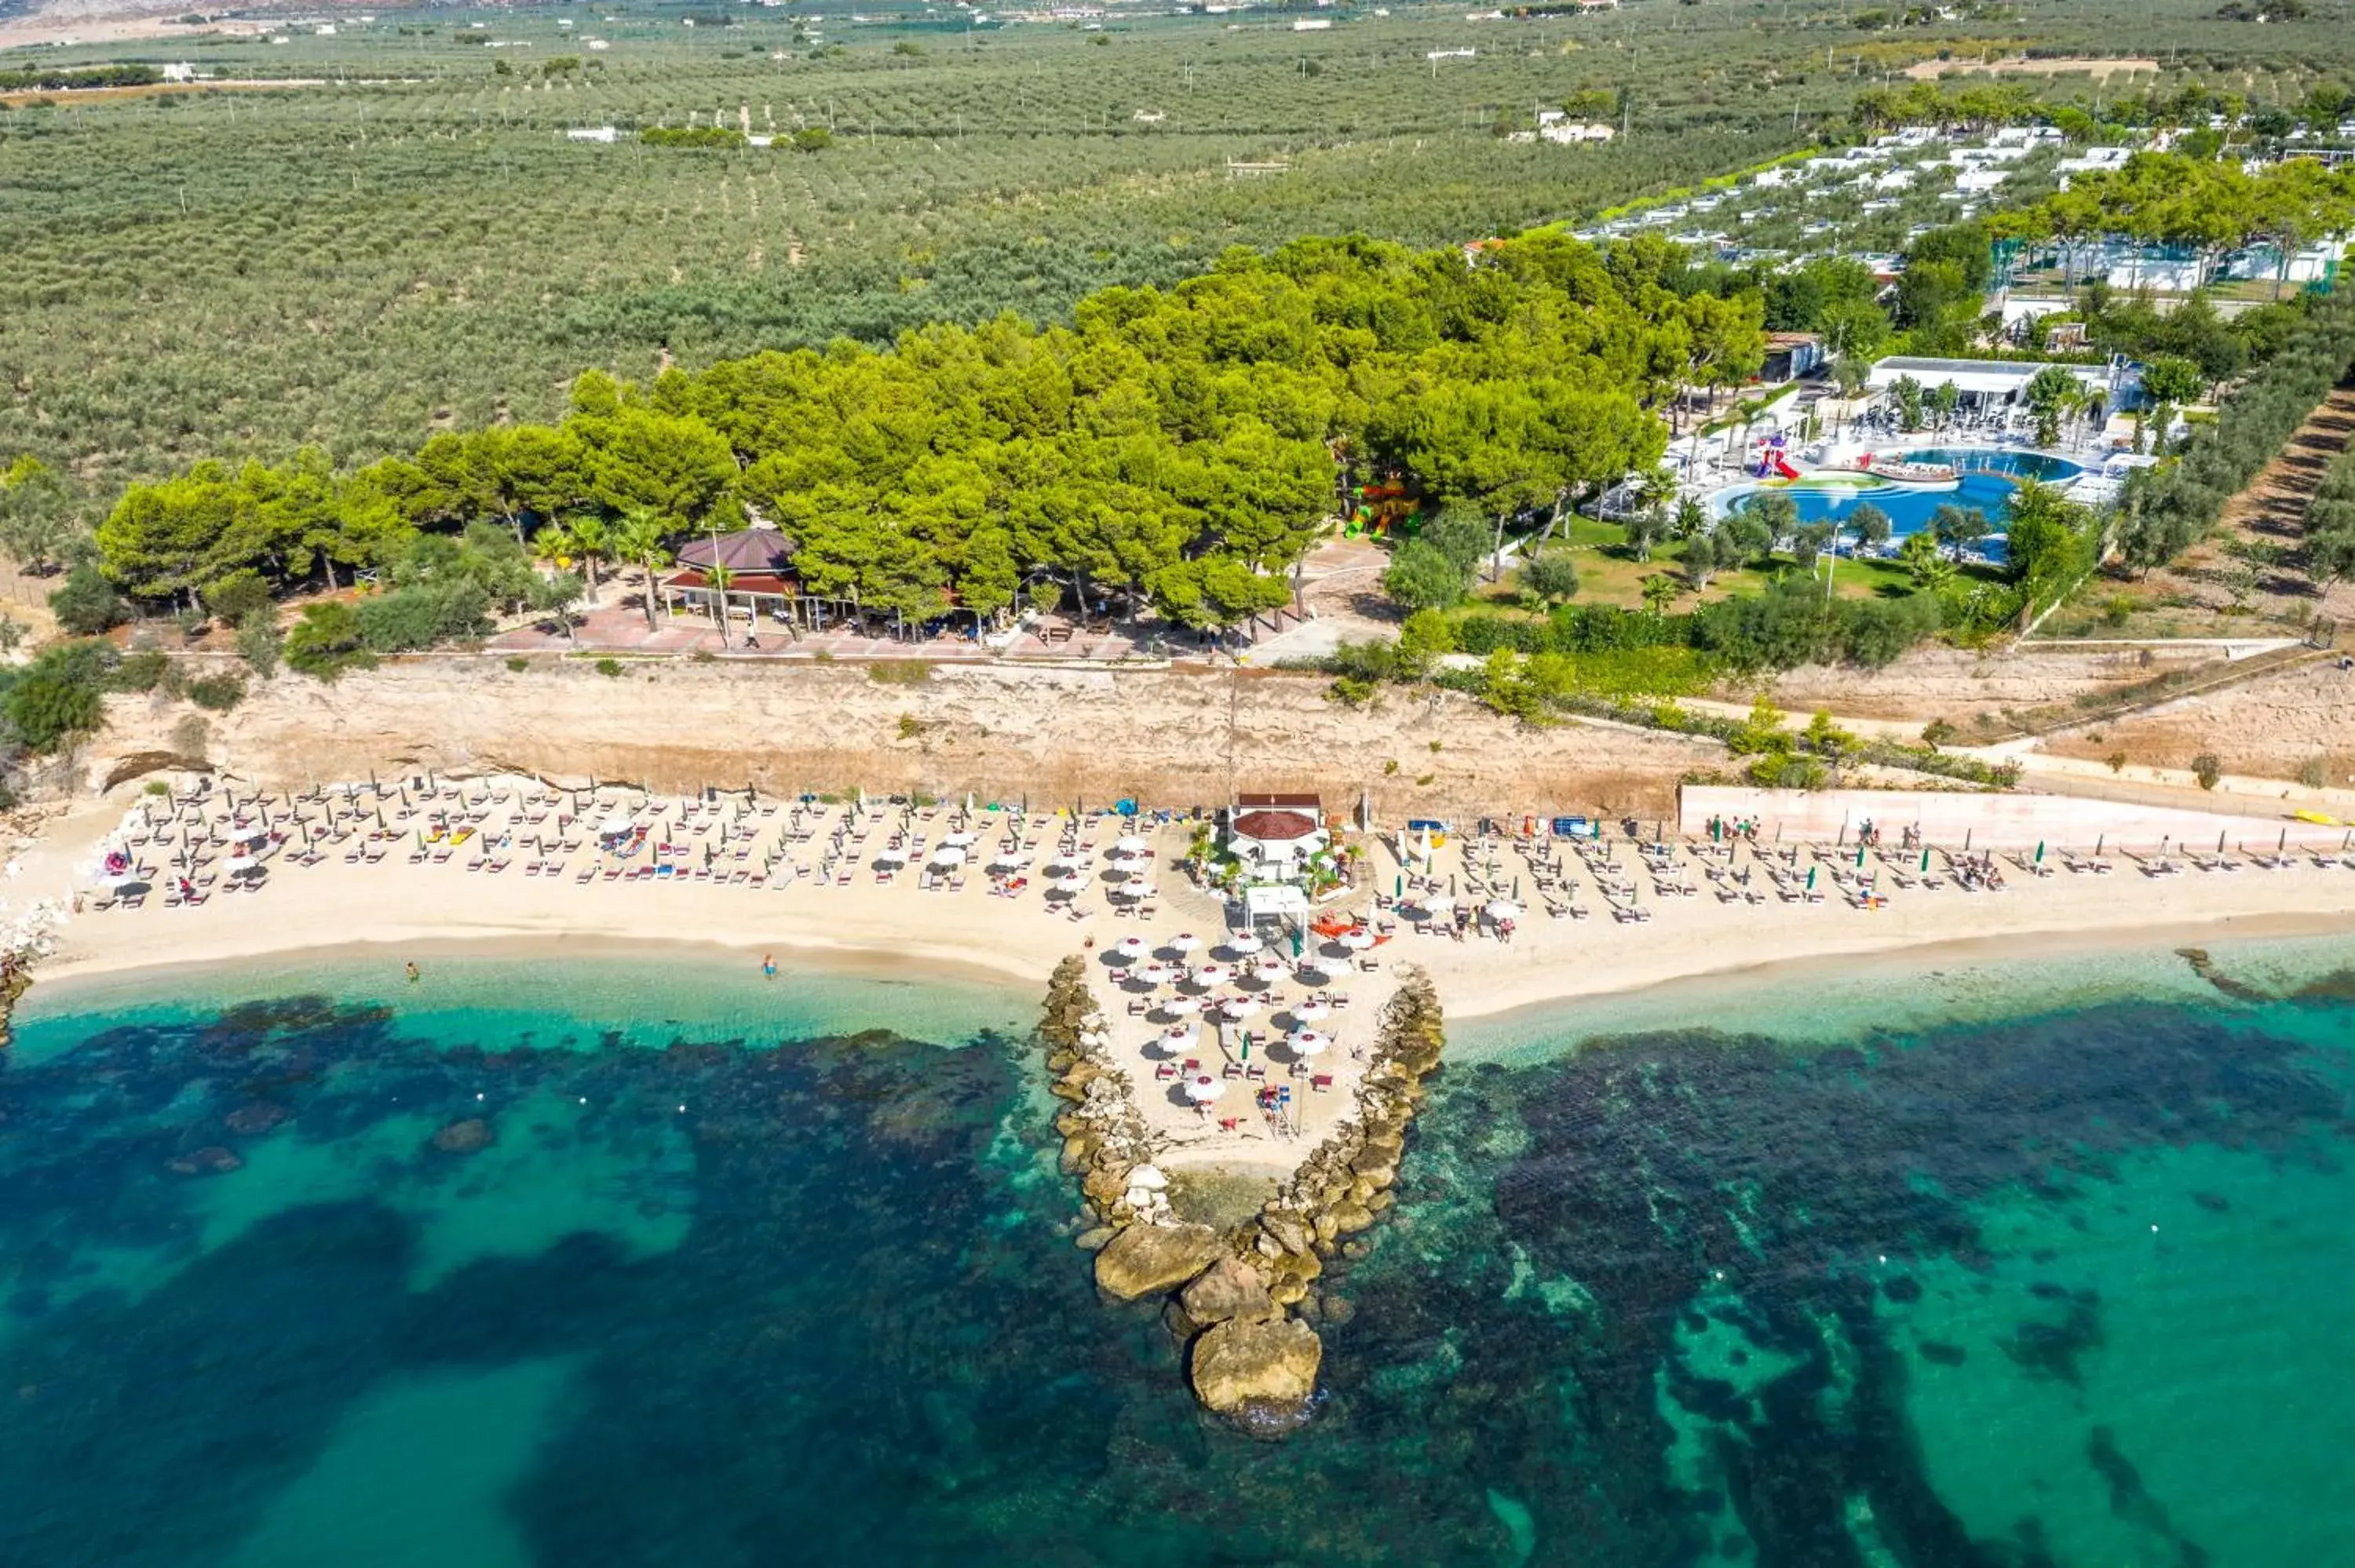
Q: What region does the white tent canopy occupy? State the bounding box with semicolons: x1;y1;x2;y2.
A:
1243;884;1310;922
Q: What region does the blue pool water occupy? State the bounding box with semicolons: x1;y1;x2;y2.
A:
1723;447;2087;551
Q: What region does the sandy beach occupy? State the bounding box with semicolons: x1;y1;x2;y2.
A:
18;778;2355;1021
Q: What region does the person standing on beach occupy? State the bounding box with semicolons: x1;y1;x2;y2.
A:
762;953;776;979
405;962;420;984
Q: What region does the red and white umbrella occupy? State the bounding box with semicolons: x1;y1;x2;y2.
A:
1222;996;1261;1020
1185;1074;1222;1104
1114;935;1148;957
1135;961;1175;985
1289;1029;1331;1057
1115;833;1152;853
1167;932;1201;953
1338;929;1378;951
1225;932;1265;955
1291;1000;1332;1024
1191;962;1234;986
1162;995;1203;1016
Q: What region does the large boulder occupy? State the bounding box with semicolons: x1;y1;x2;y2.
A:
1189;1315;1323;1420
1179;1255;1273;1327
1094;1221;1225;1301
1261;1212;1314;1256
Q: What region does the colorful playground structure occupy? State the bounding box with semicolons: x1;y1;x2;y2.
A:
1751;436;1802;481
1345;476;1418;538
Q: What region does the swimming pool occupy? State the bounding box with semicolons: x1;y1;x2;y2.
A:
1715;447;2088;553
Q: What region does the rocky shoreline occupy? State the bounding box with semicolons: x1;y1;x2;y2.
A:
1039;954;1448;1435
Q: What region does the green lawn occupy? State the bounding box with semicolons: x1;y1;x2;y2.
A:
1514;524;1969;614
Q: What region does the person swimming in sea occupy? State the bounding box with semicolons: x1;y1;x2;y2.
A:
405;961;420;983
761;953;776;979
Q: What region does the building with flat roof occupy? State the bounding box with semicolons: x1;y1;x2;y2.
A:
1864;356;2137;412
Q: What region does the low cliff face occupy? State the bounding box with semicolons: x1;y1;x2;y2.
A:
101;659;1717;820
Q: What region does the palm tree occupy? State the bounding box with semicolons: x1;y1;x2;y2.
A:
1634;466;1678;516
566;513;612;606
2076;386;2112;449
1641;574;1678;615
612;510;671;632
703;561;736;648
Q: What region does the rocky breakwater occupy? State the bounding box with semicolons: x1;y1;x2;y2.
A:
1040;956;1448;1436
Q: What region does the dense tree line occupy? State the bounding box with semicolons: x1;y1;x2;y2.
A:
90;232;1747;636
0;64;160;93
2117;290;2355;571
2302;426;2355;588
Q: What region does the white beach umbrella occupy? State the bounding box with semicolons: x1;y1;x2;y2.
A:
930;846;969;867
1114;935;1147;957
1338;929;1377;951
1184;1074;1223;1105
943;830;978;848
875;845;910;865
1162;995;1203;1016
1291;1001;1332;1024
232;822;270;844
1191;962;1234;986
1118;882;1159;901
1484;899;1524;921
990;851;1031;871
1222;996;1261;1020
598;810;636;837
1046;855;1083;873
225;852;261;877
1288;1029;1331;1057
1167;932;1201;953
1225;932;1265;955
1115;834;1151;853
1251;959;1289;983
1135;961;1175;985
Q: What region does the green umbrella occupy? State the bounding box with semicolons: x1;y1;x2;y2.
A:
1806;866;1816;890
2036;841;2045;863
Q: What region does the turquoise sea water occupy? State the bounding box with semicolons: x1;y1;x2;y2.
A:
2;940;2351;1566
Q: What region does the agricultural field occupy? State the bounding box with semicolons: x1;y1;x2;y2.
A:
1;1;1817;509
5;0;2355;524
